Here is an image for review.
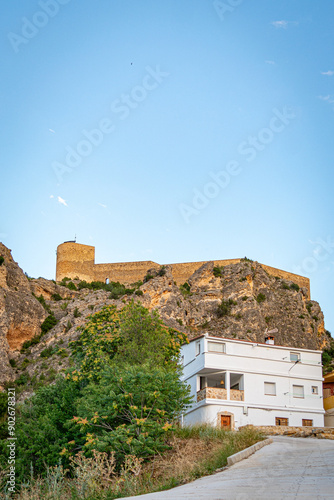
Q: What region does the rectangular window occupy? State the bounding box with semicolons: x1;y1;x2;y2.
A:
293;385;304;398
290;352;300;362
302;419;313;427
276;417;288;426
195;341;201;356
264;382;276;396
207;341;225;353
311;386;318;394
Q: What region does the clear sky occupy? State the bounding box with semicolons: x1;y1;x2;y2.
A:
1;1;334;334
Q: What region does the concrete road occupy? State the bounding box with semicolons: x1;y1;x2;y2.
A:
121;436;334;500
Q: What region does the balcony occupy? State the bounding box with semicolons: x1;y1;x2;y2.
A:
197;387;244;402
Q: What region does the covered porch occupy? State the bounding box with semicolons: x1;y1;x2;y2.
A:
197;371;244;402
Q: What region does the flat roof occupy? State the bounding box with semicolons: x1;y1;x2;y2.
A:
185;333;322;354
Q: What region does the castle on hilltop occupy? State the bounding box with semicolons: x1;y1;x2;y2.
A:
56;241;311;298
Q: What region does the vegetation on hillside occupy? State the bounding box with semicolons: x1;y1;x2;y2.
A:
0;302;193;494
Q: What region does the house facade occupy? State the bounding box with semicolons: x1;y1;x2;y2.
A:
180;334;324;429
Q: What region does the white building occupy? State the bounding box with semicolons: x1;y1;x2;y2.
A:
180;334;324;429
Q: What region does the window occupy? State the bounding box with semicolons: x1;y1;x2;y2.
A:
195;341;201;356
293;385;304;398
290;352;300;362
276;417;288;426
208;341;225;353
264;382;276;396
105;278;109;285
302;419;313;427
311;386;318;394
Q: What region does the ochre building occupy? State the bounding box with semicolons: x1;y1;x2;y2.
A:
56;241;311;298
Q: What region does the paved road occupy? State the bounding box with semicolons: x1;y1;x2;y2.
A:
121;436;334;500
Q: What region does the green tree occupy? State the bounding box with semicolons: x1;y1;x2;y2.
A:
69;364;192;463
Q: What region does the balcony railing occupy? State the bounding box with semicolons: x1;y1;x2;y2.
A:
197;387;244;402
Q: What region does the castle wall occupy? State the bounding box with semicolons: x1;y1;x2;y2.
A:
93;261;160;284
56;242;311;298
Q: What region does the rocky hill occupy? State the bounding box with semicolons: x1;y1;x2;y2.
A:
0;243;331;393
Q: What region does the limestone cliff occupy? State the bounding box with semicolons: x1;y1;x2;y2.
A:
0;244;330;392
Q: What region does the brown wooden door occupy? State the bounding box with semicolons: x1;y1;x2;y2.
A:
221;415;231;428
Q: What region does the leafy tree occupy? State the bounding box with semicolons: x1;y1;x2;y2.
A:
68;364;192;463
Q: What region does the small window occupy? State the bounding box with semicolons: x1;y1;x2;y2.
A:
195;341;201;356
208;341;225;353
311;386;318;394
105;278;109;285
293;385;304;398
302;419;313;427
264;382;276;396
290;352;300;362
276;417;288;426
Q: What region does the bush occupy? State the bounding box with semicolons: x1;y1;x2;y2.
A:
217;299;236;317
256;293;266;304
73;307;81;318
213;266;223;277
135;289;143;296
143;273;154;283
41;314;58;335
0;256;4;266
66;281;77;290
40;346;55;358
65;320;72;332
52;293;63;301
21;336;40;352
306;302;313;314
281;282;290;290
158;266;166;276
16;373;29;386
179;282;192;297
290;283;300;292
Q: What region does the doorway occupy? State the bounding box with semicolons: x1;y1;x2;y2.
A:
221;415;231;429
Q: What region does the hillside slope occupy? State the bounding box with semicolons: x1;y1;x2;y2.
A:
0;244;330;390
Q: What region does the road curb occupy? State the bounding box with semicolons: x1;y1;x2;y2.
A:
227;438;273;466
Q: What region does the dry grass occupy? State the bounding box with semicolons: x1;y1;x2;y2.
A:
0;425;264;500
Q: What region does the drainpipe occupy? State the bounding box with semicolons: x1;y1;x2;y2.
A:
226;371;230;400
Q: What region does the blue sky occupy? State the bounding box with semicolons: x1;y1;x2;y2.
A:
1;0;334;334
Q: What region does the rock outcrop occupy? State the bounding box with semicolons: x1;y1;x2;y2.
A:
0;244;330;391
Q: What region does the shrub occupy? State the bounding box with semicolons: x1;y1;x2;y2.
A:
34;294;51;313
306;302;313;314
143;273;154;283
281;282;290;290
177;318;183;326
256;293;266;304
65;320;72;332
40;346;55;358
290;283;300;292
242;257;253;263
16;373;29;386
312;315;319;322
241;296;248;301
9;359;16;368
179;282;192;297
0;256;4;266
213;266;223;277
20;336;40;352
73;307;81;318
158;266;166;276
52;293;63;301
265;316;272;324
217;299;236;317
66;281;77;290
135;290;143;296
41;314;58;335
